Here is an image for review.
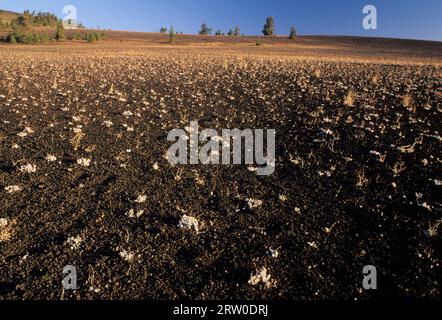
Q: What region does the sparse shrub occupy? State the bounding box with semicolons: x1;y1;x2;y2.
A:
215;30;222;36
160;27;168;33
289;26;297;39
344;90;356;106
7;33;17;43
255;39;262;46
86;32;95;42
227;29;234;36
55;20;66;41
73;32;81;40
41;34;49;42
262;16;275;36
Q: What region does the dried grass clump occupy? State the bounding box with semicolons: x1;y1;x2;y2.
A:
71;131;85;151
248;267;276;289
371;73;380;84
356;169;368;187
402;94;413;108
0;218;16;242
314;68;321;78
344;90;356;107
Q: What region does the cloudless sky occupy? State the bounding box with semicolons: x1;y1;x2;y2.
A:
1;0;441;41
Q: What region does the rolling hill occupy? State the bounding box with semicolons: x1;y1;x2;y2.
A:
0;9;19;25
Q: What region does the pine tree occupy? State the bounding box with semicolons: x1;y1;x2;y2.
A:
199;23;212;35
169;26;176;43
262;16;275;36
289;26;297;39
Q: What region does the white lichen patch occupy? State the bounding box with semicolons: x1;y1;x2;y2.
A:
248;267;275;289
0;218;8;228
308;241;318;249
17;127;34;138
103;120;113;128
178;215;200;233
66;235;83;250
20;164;37;173
77;158;91;167
5;185;22;194
119;249;135;262
134;195;147;204
45;154;57;162
153;162;159;171
246;198;263;209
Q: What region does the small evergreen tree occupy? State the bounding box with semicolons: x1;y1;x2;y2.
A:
262;16;275;36
289;26;297;39
169;26;176;43
234;26;240;36
227;29;234;36
199;23;212;35
86;32;95;42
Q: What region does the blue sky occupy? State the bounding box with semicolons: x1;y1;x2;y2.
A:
1;0;441;41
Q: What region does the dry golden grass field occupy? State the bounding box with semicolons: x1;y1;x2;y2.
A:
0;34;441;300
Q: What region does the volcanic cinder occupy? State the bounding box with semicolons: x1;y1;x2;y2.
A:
0;35;441;300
